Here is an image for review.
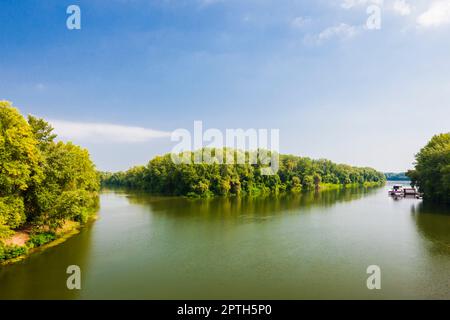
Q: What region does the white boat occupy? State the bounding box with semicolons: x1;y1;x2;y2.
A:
388;184;421;198
388;185;404;196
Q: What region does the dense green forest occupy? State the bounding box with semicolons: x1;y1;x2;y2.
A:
0;101;99;262
384;172;409;181
407;133;450;204
101;150;386;197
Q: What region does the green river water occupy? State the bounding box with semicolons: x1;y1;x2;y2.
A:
1;181;449;299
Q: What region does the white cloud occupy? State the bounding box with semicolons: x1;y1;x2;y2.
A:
50;120;171;143
341;0;381;9
342;0;412;16
316;23;359;42
417;0;450;27
393;0;412;16
341;0;364;9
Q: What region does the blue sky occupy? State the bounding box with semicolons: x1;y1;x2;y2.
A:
1;0;449;172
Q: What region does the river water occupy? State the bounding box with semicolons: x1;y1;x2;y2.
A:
1;182;449;299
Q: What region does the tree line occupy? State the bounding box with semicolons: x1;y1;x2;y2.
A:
407;133;450;204
384;172;409;181
101;150;386;197
0;101;99;261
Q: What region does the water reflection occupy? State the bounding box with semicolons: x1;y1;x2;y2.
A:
3;184;450;300
0;222;94;299
411;201;450;255
123;186;380;220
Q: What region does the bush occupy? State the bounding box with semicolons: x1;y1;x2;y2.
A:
27;232;56;248
0;244;28;262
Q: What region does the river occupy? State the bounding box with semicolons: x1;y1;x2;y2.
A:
1;181;449;299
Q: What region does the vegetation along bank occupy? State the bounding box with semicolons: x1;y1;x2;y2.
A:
407;133;450;204
0;101;99;264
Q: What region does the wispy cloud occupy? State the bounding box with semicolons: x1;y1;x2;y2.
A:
393;0;412;16
307;23;360;44
342;0;412;16
50;120;171;143
291;16;310;29
417;0;450;27
341;0;373;9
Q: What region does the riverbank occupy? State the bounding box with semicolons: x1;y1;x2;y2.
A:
0;217;97;266
318;181;384;191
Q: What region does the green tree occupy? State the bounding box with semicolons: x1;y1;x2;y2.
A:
302;175;315;190
0;101;42;236
29;141;100;229
27;115;57;148
101;149;386;198
407;133;450;204
0;101;99;241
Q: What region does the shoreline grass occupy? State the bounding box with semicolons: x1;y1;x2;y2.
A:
0;216;98;266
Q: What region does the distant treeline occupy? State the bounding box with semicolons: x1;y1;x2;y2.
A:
407;133;450;204
100;150;386;197
384;172;409;181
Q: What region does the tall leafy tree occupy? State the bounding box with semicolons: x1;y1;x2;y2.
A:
407;133;450;204
0;102;42;237
0;101;99;240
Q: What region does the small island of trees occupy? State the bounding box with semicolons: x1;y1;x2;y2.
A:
100;151;386;198
0;101;99;263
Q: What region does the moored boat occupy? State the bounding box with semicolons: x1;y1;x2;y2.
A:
388;184;422;198
388;184;404;196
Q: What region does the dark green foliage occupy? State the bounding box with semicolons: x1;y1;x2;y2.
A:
27;232;56;248
101;150;386;197
0;245;28;262
407;133;450;204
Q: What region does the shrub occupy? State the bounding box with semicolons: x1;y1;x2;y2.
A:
0;244;28;262
27;232;56;248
